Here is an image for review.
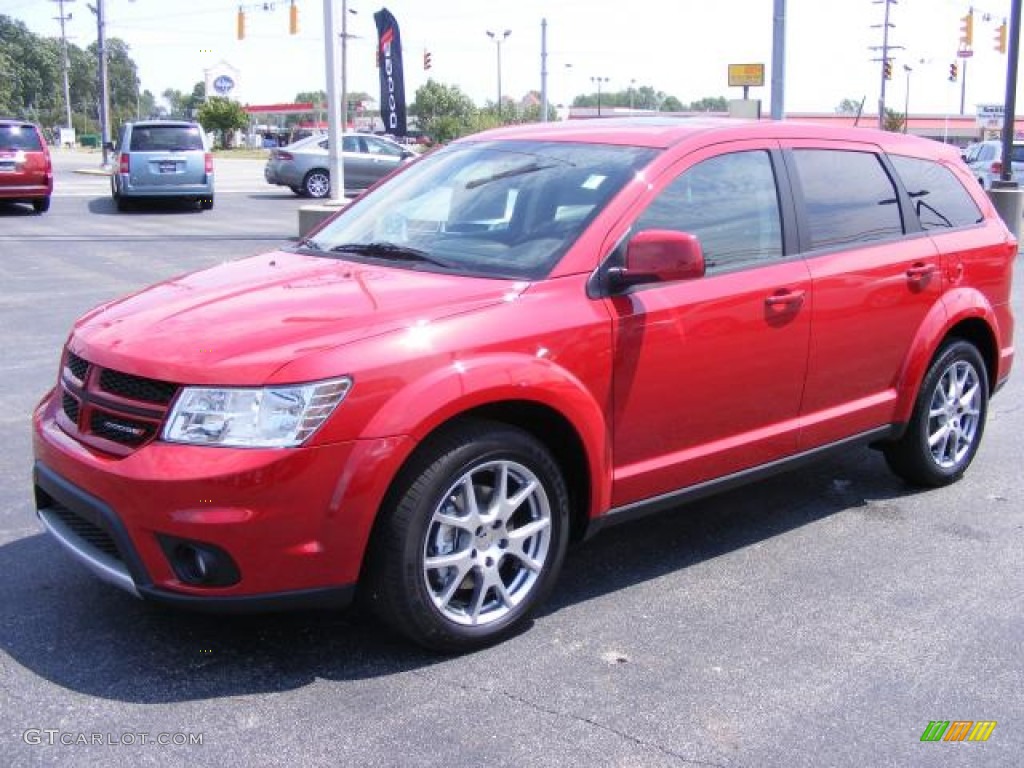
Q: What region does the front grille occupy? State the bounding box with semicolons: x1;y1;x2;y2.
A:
66;351;89;381
57;348;180;456
99;368;177;405
62;392;80;424
47;505;124;562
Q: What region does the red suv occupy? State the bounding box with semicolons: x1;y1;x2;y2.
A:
0;119;53;213
32;119;1015;651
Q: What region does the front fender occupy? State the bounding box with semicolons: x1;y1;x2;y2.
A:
359;353;612;519
894;287;1000;423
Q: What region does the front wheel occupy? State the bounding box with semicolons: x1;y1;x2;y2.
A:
884;339;989;487
365;421;570;652
302;169;330;199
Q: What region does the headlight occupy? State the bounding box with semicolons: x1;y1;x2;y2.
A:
163;378;352;448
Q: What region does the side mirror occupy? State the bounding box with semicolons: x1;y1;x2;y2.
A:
400;150;416;160
609;229;706;290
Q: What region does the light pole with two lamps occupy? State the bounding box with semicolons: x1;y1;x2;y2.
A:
486;29;511;119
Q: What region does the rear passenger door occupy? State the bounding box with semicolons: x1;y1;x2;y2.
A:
781;142;942;449
607;143;812;506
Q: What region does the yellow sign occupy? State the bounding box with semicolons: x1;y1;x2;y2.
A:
728;63;765;88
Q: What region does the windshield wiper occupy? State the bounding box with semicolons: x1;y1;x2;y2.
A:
328;241;453;268
295;237;322;250
463;161;563;190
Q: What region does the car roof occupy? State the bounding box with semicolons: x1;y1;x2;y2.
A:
455;116;960;160
127;120;202;129
0;118;42;128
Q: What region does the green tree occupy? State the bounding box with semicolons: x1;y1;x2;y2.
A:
836;97;862;115
196;97;249;148
883;108;906;132
687;96;728;111
411;80;478;143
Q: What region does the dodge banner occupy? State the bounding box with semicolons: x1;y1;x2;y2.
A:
374;8;407;137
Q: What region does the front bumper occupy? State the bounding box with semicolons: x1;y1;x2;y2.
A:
32;390;411;610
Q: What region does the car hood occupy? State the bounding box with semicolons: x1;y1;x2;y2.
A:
69;250;526;385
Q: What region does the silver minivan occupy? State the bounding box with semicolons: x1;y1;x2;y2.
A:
109;121;214;211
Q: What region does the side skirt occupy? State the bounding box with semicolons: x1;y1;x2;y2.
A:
584;425;900;540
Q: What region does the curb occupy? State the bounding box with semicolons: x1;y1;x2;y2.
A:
73;168;112;177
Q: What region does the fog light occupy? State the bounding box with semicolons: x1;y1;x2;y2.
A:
157;535;240;587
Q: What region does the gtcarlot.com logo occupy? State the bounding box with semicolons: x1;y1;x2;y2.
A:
920;720;997;742
23;729;203;746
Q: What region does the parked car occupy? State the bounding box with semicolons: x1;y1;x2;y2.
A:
264;132;414;198
964;138;1024;188
108;120;214;211
0;119;52;213
33;119;1015;652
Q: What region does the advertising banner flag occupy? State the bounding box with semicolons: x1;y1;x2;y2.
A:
374;8;407;136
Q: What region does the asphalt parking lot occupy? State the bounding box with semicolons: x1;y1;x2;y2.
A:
1;149;1021;767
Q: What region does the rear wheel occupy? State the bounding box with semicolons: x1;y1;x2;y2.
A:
199;197;214;210
884;339;988;487
302;169;330;199
32;196;50;214
115;195;132;212
365;420;569;652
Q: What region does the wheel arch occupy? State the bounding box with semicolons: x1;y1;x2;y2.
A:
894;288;1001;424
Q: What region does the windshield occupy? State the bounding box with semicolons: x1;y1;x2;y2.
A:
294;140;656;279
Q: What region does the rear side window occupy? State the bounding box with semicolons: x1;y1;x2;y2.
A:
890;155;983;230
129;125;204;151
0;124;43;151
636;150;783;273
792;149;903;250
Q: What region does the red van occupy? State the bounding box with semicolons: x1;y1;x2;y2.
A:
32;119;1015;651
0;119;53;213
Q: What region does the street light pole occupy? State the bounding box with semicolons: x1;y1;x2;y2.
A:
487;29;511;119
903;64;912;133
86;0;111;166
591;76;609;117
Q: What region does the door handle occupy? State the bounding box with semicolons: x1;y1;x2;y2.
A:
765;289;806;309
906;263;938;280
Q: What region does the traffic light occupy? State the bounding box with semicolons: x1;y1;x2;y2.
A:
237;7;245;40
995;20;1007;53
960;13;974;47
289;1;298;35
883;59;893;80
423;50;432;70
949;62;958;82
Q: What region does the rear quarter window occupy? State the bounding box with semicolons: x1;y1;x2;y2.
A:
889;155;983;231
792;149;903;250
129;126;205;151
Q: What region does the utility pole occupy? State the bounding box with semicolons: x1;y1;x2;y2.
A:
52;0;75;139
870;0;903;130
958;8;974;115
322;0;347;201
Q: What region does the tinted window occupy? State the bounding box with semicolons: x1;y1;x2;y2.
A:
890;155;983;230
129;125;204;151
0;124;43;151
793;149;902;249
635;151;783;273
364;137;404;157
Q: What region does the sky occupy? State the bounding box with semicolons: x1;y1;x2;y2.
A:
2;0;1020;117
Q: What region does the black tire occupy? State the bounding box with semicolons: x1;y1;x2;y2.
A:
884;339;989;487
199;197;214;210
302;169;331;199
365;420;570;652
115;195;132;212
32;196;50;214
290;186;308;197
